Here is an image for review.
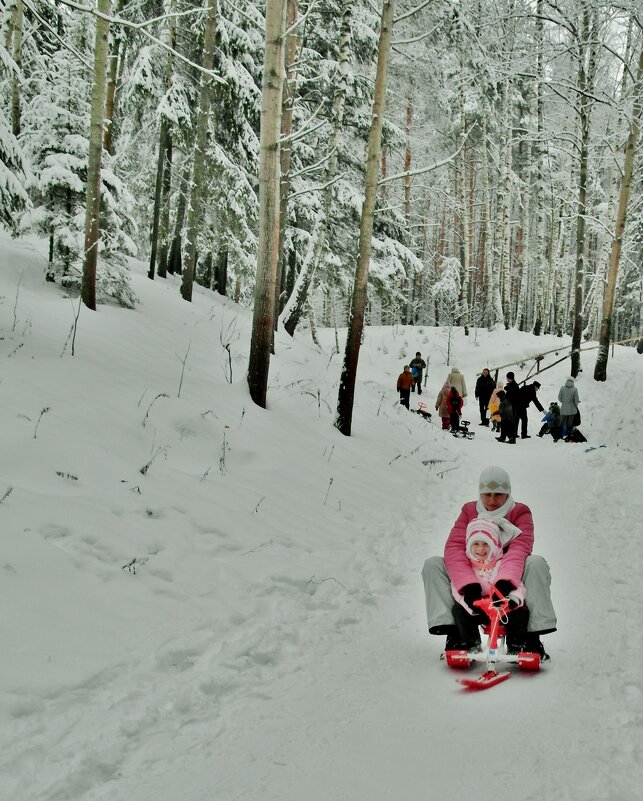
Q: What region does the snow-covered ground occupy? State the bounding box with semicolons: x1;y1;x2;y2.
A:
1;231;642;801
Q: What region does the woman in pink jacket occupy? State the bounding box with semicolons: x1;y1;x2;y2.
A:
421;465;556;658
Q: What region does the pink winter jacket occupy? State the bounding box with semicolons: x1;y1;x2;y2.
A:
444;501;534;594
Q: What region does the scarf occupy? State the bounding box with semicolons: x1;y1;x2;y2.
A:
475;495;521;546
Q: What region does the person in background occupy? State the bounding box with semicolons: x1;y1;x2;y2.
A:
538;402;562;441
396;365;415;410
488;381;504;432
558;377;580;439
474;367;495;427
421;466;556;659
447;385;463;432
446;367;467;404
496;389;516;444
409;352;427;395
504;372;521;439
516;380;545;439
435;381;452;430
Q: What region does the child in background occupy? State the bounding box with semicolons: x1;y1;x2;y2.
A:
487;381;504;432
450;518;529;653
495;389;516;444
435;381;452;430
538;402;562;441
447;385;463;432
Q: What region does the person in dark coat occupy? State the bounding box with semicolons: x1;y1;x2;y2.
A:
447;386;463;432
409;352;427;395
474;367;495;426
538;402;562;441
516;381;545;439
503;372;521;439
495;390;516;444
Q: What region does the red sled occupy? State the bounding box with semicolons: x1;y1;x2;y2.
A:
445;587;542;691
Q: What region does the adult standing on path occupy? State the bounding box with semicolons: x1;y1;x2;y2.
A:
517;381;545;439
558;377;580;439
446;367;467;405
474;367;495;426
504;372;521;439
421;465;557;658
409;352;427;395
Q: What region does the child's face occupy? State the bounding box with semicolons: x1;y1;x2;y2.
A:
471;540;490;559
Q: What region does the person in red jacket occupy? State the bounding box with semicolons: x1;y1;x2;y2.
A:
421;465;557;658
396;365;415;410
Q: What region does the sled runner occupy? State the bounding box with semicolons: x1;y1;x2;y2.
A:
451;420;475;440
445;587;541;691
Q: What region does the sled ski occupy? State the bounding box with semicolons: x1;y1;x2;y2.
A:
445;588;542;692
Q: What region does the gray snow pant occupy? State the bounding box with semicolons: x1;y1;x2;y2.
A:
421;554;557;635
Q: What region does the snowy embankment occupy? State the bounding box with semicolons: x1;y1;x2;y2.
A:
1;232;642;801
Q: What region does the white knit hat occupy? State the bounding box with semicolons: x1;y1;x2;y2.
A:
478;465;511;495
465;518;503;563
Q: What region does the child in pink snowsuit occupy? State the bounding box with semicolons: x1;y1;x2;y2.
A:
449;518;529;652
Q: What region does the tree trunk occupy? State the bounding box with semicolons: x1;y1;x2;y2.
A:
81;0;111;311
148;0;176;279
10;0;22;136
571;8;597;377
247;0;286;408
149;117;172;279
274;0;300;329
335;0;394;436
156;135;173;278
103;0;125;154
532;0;545;335
168;162;190;275
594;43;642;381
181;0;218;302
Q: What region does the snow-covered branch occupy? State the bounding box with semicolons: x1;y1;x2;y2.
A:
56;0;227;84
392;21;443;46
289;147;337;179
23;0;93;69
378;126;476;187
279;101;327;145
284;0;319;37
394;0;432;24
288;172;346;201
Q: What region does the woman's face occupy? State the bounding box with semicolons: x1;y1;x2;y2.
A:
481;492;508;511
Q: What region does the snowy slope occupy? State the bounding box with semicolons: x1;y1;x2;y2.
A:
1;231;642;801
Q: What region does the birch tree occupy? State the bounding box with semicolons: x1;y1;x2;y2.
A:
81;0;111;311
180;0;218;302
570;4;599;377
247;0;286;408
594;42;642;381
336;0;394;436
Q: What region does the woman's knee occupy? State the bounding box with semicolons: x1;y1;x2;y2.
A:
422;555;446;581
